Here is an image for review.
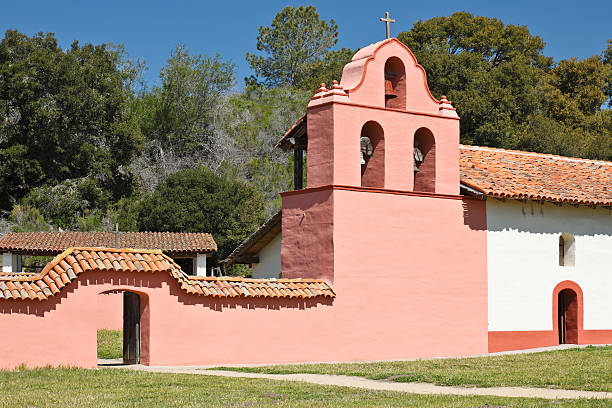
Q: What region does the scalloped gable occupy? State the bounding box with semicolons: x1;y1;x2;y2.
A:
339;38;441;114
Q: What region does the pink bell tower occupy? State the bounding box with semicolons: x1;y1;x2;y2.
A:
304;38;460;194
279;40;488;359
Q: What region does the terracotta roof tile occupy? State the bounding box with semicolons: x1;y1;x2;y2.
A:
460;145;612;206
0;232;217;254
0;247;334;301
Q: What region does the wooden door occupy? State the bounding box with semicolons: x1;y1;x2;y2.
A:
123;292;140;364
558;289;578;344
558;291;566;344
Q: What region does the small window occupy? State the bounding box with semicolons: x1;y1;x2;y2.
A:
174;257;195;275
559;234;575;266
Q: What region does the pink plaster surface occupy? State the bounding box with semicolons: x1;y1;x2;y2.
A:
0;270;336;369
0;187;488;369
97;291;123;330
281;187;489;360
306;40;460;194
340;39;440;114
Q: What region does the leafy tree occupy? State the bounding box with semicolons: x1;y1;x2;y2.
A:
9;205;50;232
0;30;143;210
22;177;111;229
147;45;234;152
545;56;610;121
223;85;311;215
398;12;551;148
246;6;339;87
137;167;266;263
601;39;612;106
130;45;235;192
294;47;355;89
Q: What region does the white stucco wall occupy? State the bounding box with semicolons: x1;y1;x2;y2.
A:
1;252;12;273
252;233;282;279
487;199;612;331
196;254;207;276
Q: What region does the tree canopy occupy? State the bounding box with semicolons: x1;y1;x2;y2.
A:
246;6;350;88
398;12;611;159
0;30;142;210
137;167;266;262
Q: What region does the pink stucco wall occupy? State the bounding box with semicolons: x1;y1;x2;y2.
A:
97;291;123;330
0;186;487;370
281;186;489;360
0;270;336;369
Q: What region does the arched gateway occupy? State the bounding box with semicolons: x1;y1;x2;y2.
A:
0;247;333;369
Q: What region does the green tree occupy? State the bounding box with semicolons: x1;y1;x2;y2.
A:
22;177;111;229
398;12;551;148
9;205;50;232
246;6;340;87
223;85;311;215
545;56;610;123
294;47;355;89
0;30;143;210
147;45;234;152
137;167;266;263
601;39;612;106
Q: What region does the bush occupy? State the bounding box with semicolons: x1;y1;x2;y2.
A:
138;167;266;263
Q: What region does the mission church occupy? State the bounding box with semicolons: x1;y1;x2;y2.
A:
0;35;610;369
225;37;612;352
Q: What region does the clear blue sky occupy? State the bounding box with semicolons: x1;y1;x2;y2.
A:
2;0;611;90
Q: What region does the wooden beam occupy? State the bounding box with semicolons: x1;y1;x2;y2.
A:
294;144;303;190
236;256;259;264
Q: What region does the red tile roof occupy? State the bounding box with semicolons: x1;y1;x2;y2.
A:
0;247;334;301
460;145;612;206
0;232;217;254
275;115;306;151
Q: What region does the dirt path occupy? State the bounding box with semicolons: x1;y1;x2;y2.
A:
111;365;612;400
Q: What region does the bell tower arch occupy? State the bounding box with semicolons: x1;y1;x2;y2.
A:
304;38;459;194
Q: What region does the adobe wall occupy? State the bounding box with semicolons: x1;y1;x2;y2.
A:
331;188;489;358
307;102;460;195
0;185;488;370
281;186;489;360
0;270;338;369
97;291;123;330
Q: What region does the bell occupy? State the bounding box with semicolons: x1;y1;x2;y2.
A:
384;80;397;99
360;136;373;164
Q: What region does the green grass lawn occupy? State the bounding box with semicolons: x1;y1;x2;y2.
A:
215;346;612;392
97;329;122;359
0;367;610;408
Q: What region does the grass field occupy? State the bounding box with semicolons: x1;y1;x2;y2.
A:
216;346;612;392
1;367;610;408
97;329;122;359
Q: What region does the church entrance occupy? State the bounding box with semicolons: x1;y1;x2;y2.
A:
558;289;578;344
123;292;141;364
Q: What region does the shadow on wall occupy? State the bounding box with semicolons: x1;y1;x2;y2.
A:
0;274;163;317
486;199;612;236
461;199;487;231
168;277;334;311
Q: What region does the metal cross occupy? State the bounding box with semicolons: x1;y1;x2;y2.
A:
379;11;396;39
